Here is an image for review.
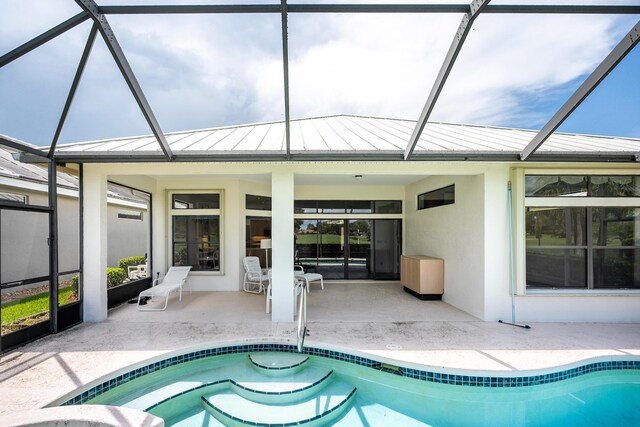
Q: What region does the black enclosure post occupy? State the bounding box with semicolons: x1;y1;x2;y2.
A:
48;162;59;333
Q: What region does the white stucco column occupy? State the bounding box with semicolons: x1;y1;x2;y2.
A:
82;167;108;322
271;170;295;322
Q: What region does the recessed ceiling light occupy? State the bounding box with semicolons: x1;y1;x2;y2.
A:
354;175;363;180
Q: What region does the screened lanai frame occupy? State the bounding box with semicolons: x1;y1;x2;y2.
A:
1;1;639;164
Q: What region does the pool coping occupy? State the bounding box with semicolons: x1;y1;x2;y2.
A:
52;337;640;408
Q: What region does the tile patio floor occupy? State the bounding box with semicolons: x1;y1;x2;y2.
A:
1;282;639;416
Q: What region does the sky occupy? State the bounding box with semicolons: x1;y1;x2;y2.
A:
0;0;639;147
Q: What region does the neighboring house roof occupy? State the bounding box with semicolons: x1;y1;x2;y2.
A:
50;115;640;162
0;147;148;206
0;146;77;190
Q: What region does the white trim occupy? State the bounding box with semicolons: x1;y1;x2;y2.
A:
245;209;272;218
524;167;640;175
517;168;640;295
295;213;402;220
526;197;639;207
107;197;147;209
511;168;527;295
526;289;640;297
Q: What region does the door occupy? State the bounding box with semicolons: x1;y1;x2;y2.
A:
1;209;51;350
295;218;401;280
372;219;402;279
347;219;372;279
316;219;345;279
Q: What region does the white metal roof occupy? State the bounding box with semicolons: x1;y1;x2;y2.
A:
51;115;639;161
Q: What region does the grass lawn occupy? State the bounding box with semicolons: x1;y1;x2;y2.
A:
1;287;77;326
296;234;370;245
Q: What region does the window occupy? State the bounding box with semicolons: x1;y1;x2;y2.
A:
172;193;219;209
117;210;143;220
0;191;27;204
170;192;221;272
294;200;402;214
418;185;455;210
526;175;640;197
246;194;271;211
524;175;639;291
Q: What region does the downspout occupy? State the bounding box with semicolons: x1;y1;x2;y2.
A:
499;181;530;329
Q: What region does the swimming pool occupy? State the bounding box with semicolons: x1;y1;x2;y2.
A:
60;343;640;426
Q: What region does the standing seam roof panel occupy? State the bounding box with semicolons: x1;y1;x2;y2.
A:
185;128;236;151
327;117;381;150
289;120;305;151
167;130;216;151
312;119;353;150
336;116;403;150
259;122;286;150
233;124;272;151
213;127;256;151
349;116;409;150
438;125;525;151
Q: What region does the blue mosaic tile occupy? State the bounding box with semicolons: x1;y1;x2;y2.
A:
60;343;640;406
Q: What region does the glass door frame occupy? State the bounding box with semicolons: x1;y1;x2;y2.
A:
295;217;402;280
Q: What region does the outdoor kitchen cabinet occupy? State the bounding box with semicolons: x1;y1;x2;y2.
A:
400;255;444;300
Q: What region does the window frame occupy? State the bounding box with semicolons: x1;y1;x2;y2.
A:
117;209;143;220
293;199;402;214
417;185;455;211
513;168;640;296
0;191;28;204
168;190;223;275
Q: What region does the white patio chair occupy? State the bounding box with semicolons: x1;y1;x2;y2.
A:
243;256;269;294
137;266;192;311
127;264;148;280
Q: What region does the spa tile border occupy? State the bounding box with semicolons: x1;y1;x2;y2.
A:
61;343;640;405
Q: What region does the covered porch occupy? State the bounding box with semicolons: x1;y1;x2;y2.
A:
82;161;503;325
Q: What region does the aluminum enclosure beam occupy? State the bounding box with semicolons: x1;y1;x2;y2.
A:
281;1;292;159
99;4;640;15
47;161;59;334
404;0;490;160
33;149;640;164
521;20;640;161
74;0;174;160
100;5;281;14
0;135;49;159
0;13;89;69
49;24;99;159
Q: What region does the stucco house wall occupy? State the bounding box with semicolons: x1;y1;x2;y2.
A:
79;161;640;323
405;174;487;319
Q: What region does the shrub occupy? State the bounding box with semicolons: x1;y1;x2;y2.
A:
118;255;146;271
107;267;126;288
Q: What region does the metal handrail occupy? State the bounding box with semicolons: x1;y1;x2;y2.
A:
296;279;308;353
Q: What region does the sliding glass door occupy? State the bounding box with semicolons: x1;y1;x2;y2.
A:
295;219;401;280
347;220;371;279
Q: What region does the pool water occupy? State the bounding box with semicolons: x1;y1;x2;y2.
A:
81;350;640;427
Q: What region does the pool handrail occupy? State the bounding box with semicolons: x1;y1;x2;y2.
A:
297;279;307;353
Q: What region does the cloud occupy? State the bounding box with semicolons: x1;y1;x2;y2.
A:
432;14;630;128
0;5;636;144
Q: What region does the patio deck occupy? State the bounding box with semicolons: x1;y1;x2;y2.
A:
1;281;639;416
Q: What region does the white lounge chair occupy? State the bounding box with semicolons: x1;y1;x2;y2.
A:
243;256;269;294
294;266;324;293
137;266;192;311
